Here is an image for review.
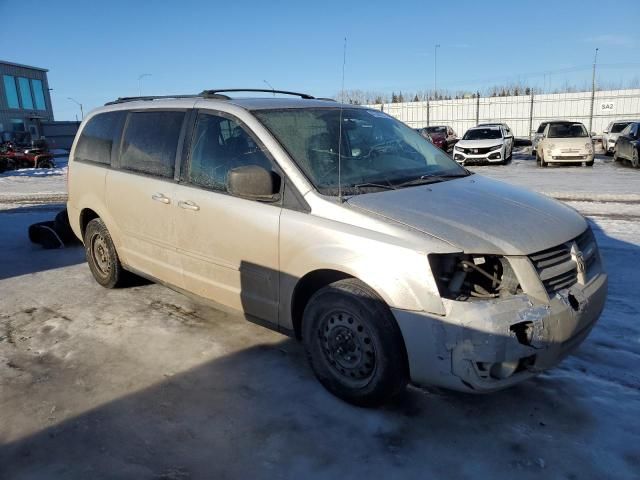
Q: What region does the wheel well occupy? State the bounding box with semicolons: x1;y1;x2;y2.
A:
291;269;351;339
79;208;99;238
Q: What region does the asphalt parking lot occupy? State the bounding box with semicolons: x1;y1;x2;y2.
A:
1;152;639;480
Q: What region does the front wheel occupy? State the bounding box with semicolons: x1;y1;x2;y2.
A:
302;278;408;406
632;149;639;168
537;152;547;168
585;160;594;167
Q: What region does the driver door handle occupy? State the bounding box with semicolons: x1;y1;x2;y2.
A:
151;193;171;204
178;200;200;211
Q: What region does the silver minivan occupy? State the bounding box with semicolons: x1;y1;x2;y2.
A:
67;90;608;406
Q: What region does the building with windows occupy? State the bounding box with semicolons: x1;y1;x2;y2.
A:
0;60;54;144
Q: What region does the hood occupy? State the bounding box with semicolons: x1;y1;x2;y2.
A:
347;175;587;255
456;138;503;148
546;137;591;150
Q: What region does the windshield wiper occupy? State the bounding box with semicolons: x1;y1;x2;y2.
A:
394;173;468;189
353;182;397;191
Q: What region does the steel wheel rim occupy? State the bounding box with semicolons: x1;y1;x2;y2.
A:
318;309;376;387
91;233;111;276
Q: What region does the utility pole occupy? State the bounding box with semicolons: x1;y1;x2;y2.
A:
434;44;440;97
138;73;152;96
589;48;599;134
67;97;84;120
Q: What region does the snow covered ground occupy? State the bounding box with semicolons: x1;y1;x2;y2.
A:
0;152;639;479
0;157;68;208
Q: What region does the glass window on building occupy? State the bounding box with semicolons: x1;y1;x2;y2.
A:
31;79;46;111
3;75;19;109
11;119;25;132
17;77;34;109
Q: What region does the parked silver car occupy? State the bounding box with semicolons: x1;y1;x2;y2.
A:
67;90;607;406
602;120;632;154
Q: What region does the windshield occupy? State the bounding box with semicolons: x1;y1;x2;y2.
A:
463;128;502;140
611;122;630;133
254;108;467;195
548;123;588;138
425;126;447;134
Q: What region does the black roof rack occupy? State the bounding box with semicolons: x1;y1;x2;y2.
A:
104;94;203;105
105;88;316;106
200;88;315;99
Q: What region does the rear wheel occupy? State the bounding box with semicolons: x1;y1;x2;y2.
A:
37;159;54;169
84;218;127;288
302;278;408;406
632;149;639;169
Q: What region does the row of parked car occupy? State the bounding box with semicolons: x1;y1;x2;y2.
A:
417;118;640;169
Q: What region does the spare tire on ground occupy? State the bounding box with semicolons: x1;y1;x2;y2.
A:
29;209;80;249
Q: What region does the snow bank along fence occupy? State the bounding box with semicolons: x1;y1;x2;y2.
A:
368;89;640;138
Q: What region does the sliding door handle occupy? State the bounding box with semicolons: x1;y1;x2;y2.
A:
178;200;200;211
151;193;171;204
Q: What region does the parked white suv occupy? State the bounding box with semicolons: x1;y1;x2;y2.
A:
536;121;594;167
453;125;513;165
67;89;607;406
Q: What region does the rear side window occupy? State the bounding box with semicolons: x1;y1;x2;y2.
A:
74;111;125;165
120;111;185;178
536;123;547;134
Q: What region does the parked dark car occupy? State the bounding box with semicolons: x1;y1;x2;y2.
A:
416;125;458;151
614;121;640;168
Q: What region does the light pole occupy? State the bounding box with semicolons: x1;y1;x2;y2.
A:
263;79;275;96
434;43;441;97
67;97;84;120
589;48;599;134
138;73;152;96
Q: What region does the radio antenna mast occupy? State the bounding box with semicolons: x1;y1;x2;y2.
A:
338;37;347;203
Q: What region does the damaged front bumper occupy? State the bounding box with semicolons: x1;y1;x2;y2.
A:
393;271;608;393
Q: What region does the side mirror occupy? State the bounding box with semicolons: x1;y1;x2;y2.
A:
226;165;281;201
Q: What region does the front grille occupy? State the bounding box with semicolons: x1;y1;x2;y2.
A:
461;146;492;155
552;155;586;160
529;228;598;295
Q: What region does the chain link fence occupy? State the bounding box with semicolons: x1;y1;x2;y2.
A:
369;88;640;138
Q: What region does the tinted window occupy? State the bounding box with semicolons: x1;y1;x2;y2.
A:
3;75;19;109
611;122;630;133
121;111;185;178
463;128;502;140
31;79;46;110
188;113;273;191
548;123;588;138
74;111;125;165
536;123;548;134
17;77;33;109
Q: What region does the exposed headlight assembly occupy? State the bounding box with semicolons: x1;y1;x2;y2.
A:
489;144;503;151
585;142;593;151
429;254;522;301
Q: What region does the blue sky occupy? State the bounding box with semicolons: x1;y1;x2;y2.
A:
1;0;638;120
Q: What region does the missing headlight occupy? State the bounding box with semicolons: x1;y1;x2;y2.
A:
429;254;522;301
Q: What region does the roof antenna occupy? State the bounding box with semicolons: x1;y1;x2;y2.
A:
338;36;347;203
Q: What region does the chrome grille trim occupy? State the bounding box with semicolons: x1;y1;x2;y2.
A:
529;227;598;295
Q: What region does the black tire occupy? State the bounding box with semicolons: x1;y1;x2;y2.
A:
632;149;639;169
302;278;409;407
585;160;594;167
84;218;126;288
37;159;54;169
537;152;547;168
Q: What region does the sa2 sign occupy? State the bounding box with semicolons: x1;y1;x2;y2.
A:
599;102;615;112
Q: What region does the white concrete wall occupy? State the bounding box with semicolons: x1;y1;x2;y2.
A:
368;89;640;137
